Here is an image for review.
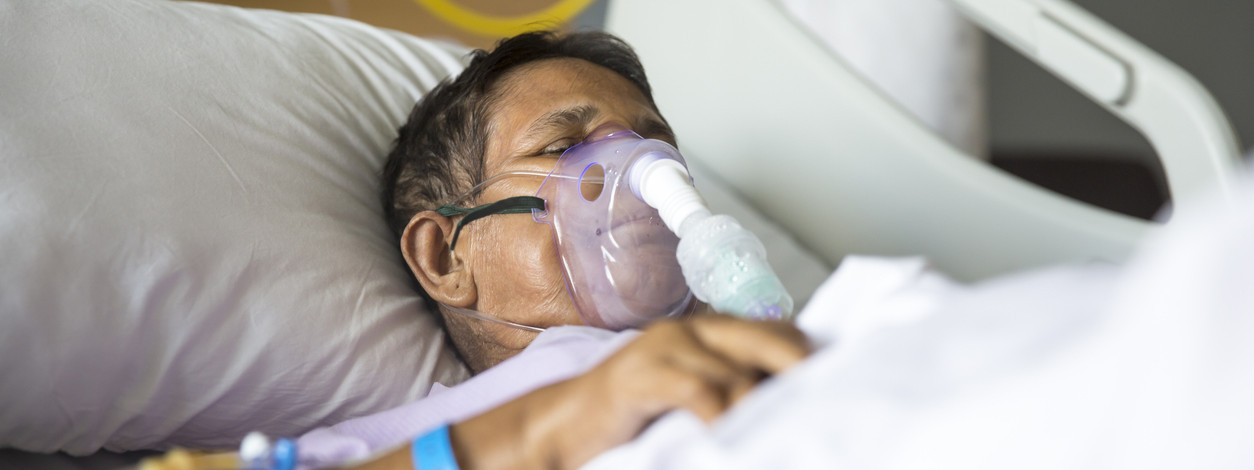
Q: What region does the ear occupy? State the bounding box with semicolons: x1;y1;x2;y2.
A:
401;211;477;308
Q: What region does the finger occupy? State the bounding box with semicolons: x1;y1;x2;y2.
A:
645;364;730;423
618;322;756;412
688;315;810;375
725;369;766;405
661;322;760;388
663;349;759;411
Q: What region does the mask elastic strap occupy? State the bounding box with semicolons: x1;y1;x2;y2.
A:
435;196;545;251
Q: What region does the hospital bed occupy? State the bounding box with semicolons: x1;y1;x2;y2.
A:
0;0;1245;468
608;0;1244;282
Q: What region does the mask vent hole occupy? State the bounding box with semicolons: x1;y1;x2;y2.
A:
580;164;605;202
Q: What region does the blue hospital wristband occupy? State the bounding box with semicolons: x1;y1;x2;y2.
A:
411;424;460;470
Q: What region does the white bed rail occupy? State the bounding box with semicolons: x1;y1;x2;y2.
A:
951;0;1243;205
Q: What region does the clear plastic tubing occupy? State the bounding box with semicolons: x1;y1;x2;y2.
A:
630;154;794;320
239;431;298;470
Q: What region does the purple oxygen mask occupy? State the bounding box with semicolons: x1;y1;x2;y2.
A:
533;125;695;330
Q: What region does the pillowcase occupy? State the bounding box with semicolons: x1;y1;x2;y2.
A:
0;0;471;454
0;0;830;455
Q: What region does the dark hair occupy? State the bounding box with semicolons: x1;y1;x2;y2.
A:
381;30;658;307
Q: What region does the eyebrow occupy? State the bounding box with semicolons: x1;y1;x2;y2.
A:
527;105;600;136
521;104;677;149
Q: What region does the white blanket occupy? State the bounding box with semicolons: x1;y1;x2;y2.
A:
585;175;1254;469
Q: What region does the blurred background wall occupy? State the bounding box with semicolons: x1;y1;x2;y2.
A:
189;0;1251;218
192;0;1250;159
186;0;607;49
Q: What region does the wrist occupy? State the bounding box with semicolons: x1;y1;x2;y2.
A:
515;381;574;469
412;424;459;470
451;380;573;470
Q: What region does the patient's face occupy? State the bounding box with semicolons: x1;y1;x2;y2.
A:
445;58;675;372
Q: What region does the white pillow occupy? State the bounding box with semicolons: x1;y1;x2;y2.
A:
0;0;471;454
0;0;830;455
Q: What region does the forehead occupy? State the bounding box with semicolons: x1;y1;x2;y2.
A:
482;58;663;171
489;57;649;114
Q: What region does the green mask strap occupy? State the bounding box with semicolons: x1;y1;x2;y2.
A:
435;196;545;251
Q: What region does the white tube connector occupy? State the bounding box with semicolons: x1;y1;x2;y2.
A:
630;155;711;234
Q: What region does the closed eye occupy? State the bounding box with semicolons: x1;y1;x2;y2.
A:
540;140;575;155
636;118;677;146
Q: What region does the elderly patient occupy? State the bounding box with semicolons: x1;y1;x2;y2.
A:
297;31;808;470
382;28;707;373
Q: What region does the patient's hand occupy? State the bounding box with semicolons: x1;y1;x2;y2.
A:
454;315;809;470
351;316;808;470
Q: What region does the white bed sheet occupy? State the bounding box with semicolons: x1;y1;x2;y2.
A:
585;170;1254;469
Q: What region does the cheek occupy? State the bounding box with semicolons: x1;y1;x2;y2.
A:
490;216;560;274
478;217;575;315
